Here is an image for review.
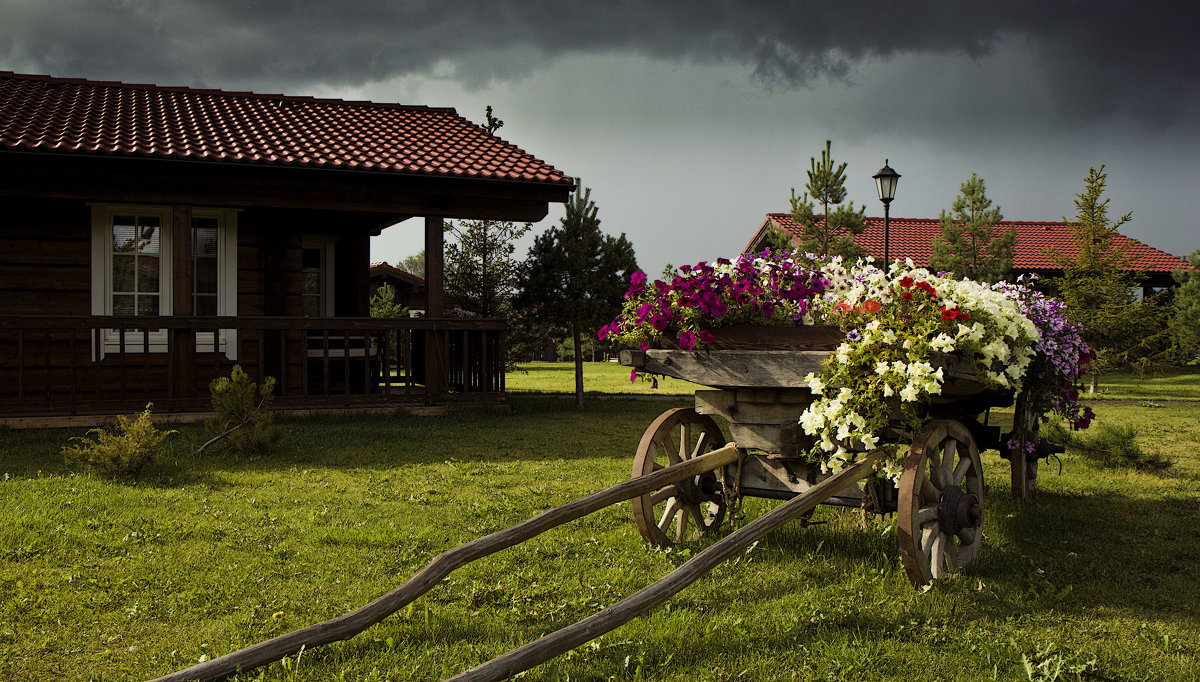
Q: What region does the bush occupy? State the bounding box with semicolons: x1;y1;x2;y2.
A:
1046;421;1172;471
62;403;176;476
199;365;277;455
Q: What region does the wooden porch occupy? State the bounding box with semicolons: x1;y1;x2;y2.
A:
0;315;506;421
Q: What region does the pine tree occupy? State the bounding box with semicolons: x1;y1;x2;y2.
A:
789;140;867;259
442;105;529;317
1050;166;1169;389
444;218;530;317
929;173;1016;282
515;182;638;409
1170;251;1200;355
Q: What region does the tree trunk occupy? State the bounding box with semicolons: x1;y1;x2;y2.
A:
572;320;584;410
1089;372;1098;394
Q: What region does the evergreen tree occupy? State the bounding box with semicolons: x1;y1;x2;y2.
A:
930;173;1016;283
443;218;530;317
441;105;530;317
756;222;798;256
1049;166;1170;389
515;182;638;409
1170;251;1200;355
1049;165;1134;273
789;140;867;259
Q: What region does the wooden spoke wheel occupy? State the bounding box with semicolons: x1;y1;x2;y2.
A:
897;420;985;586
631;408;729;546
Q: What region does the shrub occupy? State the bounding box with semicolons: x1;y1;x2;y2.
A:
1046;421;1171;471
199;365;277;455
62;403;176;476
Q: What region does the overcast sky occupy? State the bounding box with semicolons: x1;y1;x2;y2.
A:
4;1;1197;274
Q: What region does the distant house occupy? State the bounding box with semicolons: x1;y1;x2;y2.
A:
0;71;573;423
746;213;1190;293
369;261;426;315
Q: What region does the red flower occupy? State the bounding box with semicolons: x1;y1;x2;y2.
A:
861;299;882;314
833;301;853;313
900;291;914;302
940;307;959;320
899;276;914;288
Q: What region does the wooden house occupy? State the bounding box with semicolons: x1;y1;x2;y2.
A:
747;213;1190;294
0;71;573;423
369;261;427;314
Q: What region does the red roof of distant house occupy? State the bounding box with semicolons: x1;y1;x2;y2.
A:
0;71;572;186
369;261;425;286
751;213;1190;275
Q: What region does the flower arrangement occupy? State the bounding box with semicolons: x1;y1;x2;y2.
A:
601;251;1093;482
598;251;829;352
800;259;1042;480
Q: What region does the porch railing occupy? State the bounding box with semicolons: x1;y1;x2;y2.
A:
0;316;506;417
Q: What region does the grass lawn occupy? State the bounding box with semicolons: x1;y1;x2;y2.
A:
1078;365;1200;402
507;361;706;396
2;371;1199;680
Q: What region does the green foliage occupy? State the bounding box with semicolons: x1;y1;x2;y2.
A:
442;107;527;319
200;365;277;455
758;222;797;255
444;218;530;317
1046;420;1172;470
1050;166;1173;380
1170;250;1200;355
789;140;867;259
397;249;425;277
930;172;1016;283
369;283;408;320
515;181;639;408
1048;165;1133;273
61;403;176;476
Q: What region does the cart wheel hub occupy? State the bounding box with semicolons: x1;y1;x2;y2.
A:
938;487;980;535
675;473;720;505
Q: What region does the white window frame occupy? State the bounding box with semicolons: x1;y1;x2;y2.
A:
193;208;239;359
302;235;336;318
90;204;238;360
91;204;174;356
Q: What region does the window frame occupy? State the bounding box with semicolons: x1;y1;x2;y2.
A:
90;204;238;360
91;204;174;355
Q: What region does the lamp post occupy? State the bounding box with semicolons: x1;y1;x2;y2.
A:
873;160;900;272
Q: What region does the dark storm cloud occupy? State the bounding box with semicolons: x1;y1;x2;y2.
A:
2;1;1196;126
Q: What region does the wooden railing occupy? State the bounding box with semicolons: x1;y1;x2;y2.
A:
0;316;506;417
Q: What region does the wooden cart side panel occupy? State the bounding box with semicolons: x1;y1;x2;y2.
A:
634;349;830;388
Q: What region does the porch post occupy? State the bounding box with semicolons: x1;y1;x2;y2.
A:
171;204;195;401
424;215;446;403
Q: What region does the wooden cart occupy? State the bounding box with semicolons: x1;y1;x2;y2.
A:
619;325;1059;586
157;327;1063;682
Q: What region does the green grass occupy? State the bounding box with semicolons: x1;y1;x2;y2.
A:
2;383;1199;680
1081;366;1200;402
507;360;706;396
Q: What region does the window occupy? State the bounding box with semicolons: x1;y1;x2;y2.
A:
302;236;335;317
192;209;239;357
91;205;237;358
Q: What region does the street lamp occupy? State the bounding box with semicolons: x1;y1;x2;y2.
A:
873;160;900;271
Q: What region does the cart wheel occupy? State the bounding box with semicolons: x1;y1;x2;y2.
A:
631;408;729;546
897;419;985;586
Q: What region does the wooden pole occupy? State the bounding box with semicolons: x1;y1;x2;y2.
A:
149;443;742;682
447;449;884;682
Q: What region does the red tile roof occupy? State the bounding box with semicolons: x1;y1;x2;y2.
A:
752;213;1190;275
369;261;425;286
0;71;572;186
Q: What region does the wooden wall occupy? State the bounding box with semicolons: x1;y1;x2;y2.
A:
0;197;92;316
